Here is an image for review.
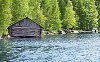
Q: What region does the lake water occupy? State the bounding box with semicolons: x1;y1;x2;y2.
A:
0;34;100;62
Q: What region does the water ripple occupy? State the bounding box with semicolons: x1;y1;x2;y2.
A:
0;34;100;62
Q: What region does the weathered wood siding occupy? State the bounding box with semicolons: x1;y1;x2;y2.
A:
8;17;42;37
11;18;41;28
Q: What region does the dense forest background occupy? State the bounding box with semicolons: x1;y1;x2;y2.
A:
0;0;100;34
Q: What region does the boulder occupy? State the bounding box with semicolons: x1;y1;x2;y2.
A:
0;34;11;39
70;30;79;33
46;32;54;35
0;35;2;39
7;35;11;39
58;30;66;34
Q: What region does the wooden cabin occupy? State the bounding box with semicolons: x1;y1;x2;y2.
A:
7;17;42;37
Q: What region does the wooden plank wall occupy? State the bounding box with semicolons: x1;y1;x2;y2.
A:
8;18;42;37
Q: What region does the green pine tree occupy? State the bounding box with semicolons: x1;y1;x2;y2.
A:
28;0;46;28
12;0;29;23
0;0;12;34
57;0;66;20
72;0;98;30
83;0;98;30
42;0;61;32
62;0;76;29
95;0;100;28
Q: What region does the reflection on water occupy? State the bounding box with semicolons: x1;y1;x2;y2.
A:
0;34;100;62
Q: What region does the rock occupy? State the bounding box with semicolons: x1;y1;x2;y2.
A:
58;30;66;34
46;32;54;35
7;35;11;39
70;30;79;33
0;34;11;39
92;28;98;33
0;35;2;39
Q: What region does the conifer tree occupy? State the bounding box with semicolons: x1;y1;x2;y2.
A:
58;0;66;20
72;0;98;30
12;0;29;23
95;0;100;28
28;0;46;28
83;0;98;30
62;0;76;29
0;0;12;34
42;0;61;32
71;0;85;30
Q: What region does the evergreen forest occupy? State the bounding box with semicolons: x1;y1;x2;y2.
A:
0;0;100;34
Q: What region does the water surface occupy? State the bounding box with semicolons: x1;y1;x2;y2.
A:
0;34;100;62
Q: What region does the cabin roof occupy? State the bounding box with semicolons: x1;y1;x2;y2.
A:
7;17;43;29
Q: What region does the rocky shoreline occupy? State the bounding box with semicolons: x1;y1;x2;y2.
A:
0;30;80;39
42;30;66;35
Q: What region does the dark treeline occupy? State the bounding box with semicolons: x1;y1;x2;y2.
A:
0;0;100;34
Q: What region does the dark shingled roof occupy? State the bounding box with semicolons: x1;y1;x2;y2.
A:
7;17;43;29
